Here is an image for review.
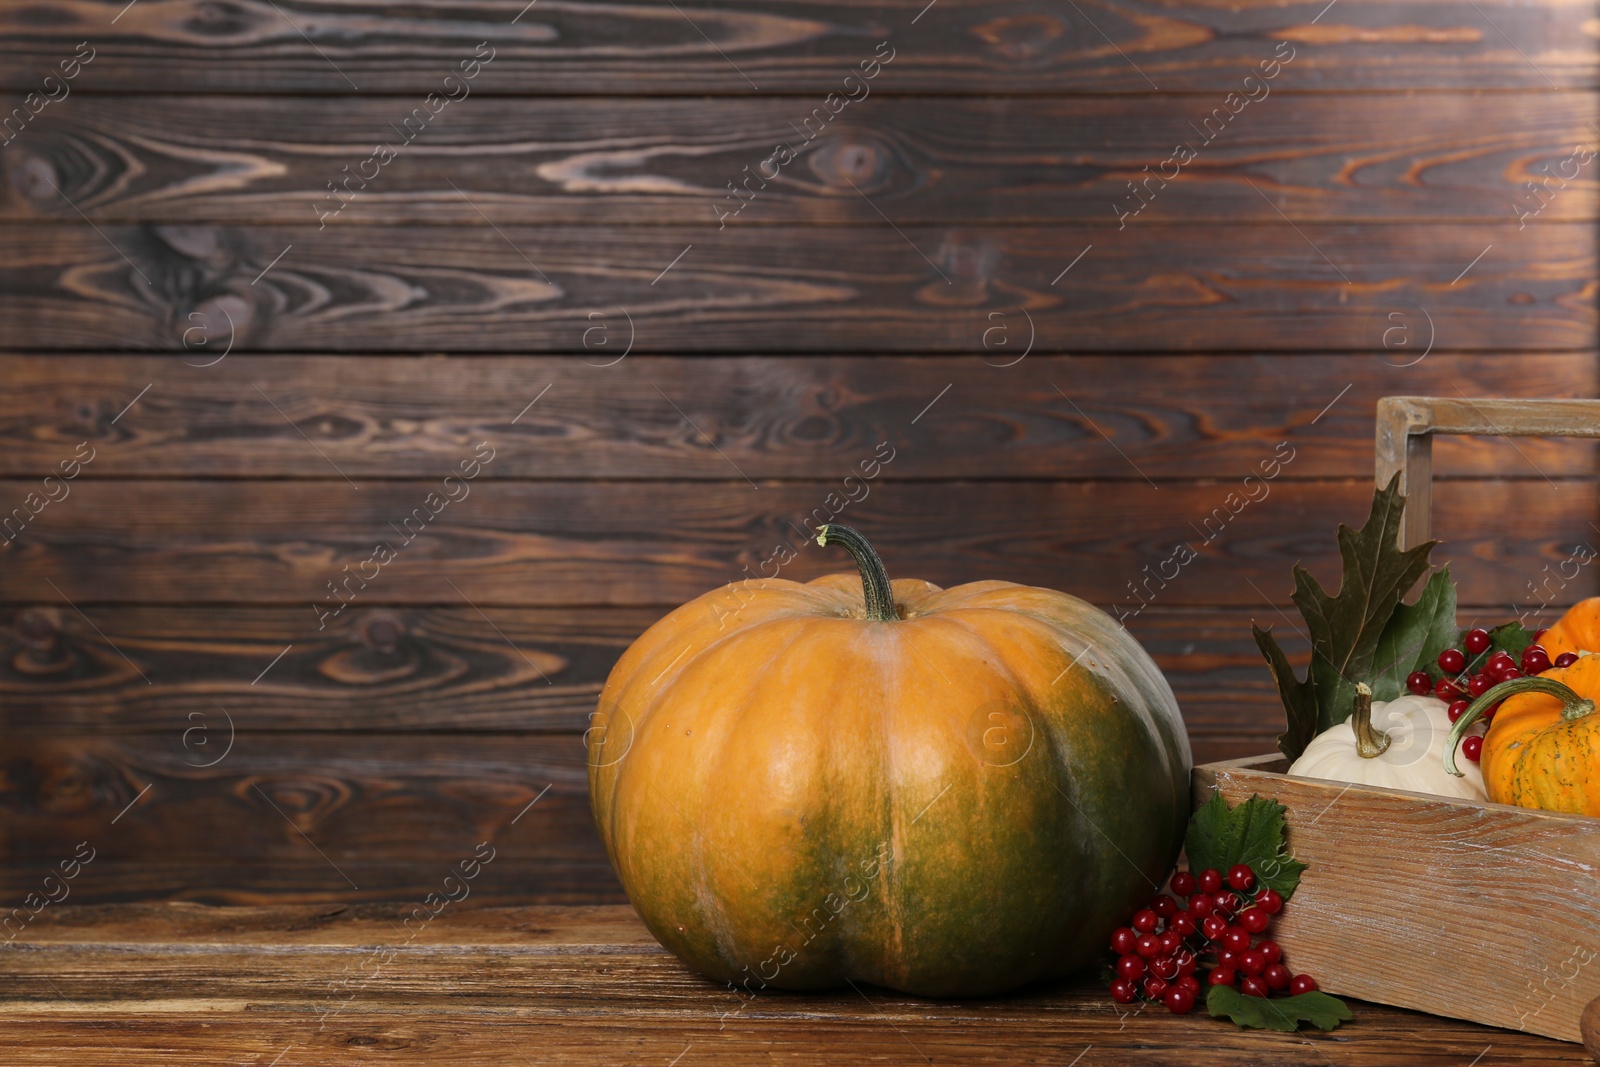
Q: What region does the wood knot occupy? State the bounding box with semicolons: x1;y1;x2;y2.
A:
360;612;405;652
16;608;61;650
808;134;894;192
916;234;1001;306
243;776;354;828
318;611;422;685
6;153;60;205
11;608;73;675
969;14;1067;62
184;0;262;39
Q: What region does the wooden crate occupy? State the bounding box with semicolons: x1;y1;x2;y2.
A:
1193;755;1600;1042
1191;396;1600;1043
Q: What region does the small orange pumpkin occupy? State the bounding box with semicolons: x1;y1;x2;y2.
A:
1535;597;1600;661
1445;655;1600;815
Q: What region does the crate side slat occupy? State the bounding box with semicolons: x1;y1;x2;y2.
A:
1193;760;1600;1043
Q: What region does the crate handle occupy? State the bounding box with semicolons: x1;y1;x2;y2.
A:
1375;396;1600;550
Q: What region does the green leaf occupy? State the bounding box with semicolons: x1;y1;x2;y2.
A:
1254;623;1319;761
1455;620;1537;679
1206;985;1352;1031
1488;620;1535;662
1297;475;1438;735
1183;793;1307;900
1369;566;1458;704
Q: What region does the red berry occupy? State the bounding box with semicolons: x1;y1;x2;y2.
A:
1290;974;1319;996
1135;933;1162;958
1226;864;1256;892
1240;975;1270;998
1175;949;1198;975
1201;915;1228;941
1197;868;1222;893
1188;893;1214;918
1222;927;1251;953
1213;891;1242;917
1556;652;1580;669
1264;963;1292;991
1169;911;1195;938
1535;628;1550;641
1256;939;1282;964
1462;735;1484;762
1110;977;1137;1003
1254;887;1283;915
1496;666;1523;682
1434;678;1465;701
1239;907;1270;935
1447;699;1469;723
1110;927;1137;955
1151;894;1179;919
1176;974;1201;995
1438;648;1466;674
1238;949;1266;976
1163;986;1196;1014
1170;871;1196;896
1468;673;1495;697
1132;909;1159;933
1158;930;1183;955
1218;949;1238;968
1151;954;1179;980
1488;649;1515;668
1522;645;1551;674
1406;670;1433;695
1208;967;1237;987
1117;954;1145;980
1143;975;1169;999
1483;701;1501;722
1465;628;1491;654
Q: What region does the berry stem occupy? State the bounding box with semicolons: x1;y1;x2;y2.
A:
1443;675;1595;776
1350;682;1391;759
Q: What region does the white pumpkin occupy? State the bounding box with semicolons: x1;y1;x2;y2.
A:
1287;685;1488;801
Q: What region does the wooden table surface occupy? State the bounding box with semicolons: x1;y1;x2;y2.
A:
1;903;1588;1066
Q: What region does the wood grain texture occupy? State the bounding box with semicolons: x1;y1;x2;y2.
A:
0;603;1317;748
0;905;1585;1065
0;860;624;907
0;732;603;878
4;602;1581;752
0;605;658;734
0;727;1269;904
1;353;1595;479
1196;755;1600;1043
1;478;1593;607
0;1007;1581;1066
0;222;1592;352
3;0;1597;92
6;94;1596;225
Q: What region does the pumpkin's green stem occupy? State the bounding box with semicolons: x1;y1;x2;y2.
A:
1443;675;1595;777
1350;683;1391;759
816;524;897;622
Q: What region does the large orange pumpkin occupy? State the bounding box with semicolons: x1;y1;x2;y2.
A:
587;524;1191;997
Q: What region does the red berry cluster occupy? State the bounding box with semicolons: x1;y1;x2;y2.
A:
1107;864;1318;1014
1403;627;1570;763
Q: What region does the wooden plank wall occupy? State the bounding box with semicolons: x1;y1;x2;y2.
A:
0;0;1596;906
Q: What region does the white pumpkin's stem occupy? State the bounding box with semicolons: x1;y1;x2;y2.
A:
815;524;898;622
1443;675;1595;777
1350;683;1391;759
